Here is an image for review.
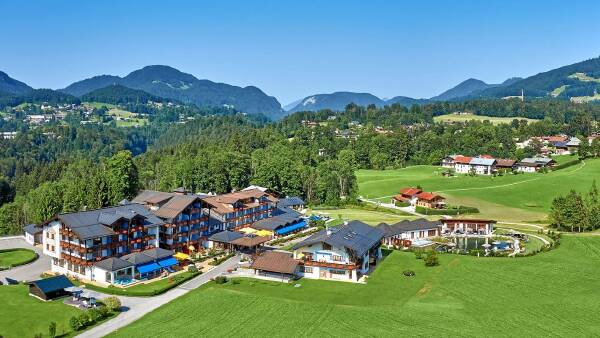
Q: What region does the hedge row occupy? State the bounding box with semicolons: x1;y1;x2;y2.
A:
416;205;479;215
0;248;38;269
551;159;581;171
82;271;200;296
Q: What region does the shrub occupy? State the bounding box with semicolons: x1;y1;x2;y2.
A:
394;201;410;207
214;276;228;284
103;296;121;312
403;270;415;277
424;252;439;267
69;316;82;331
97;305;110;318
414;250;423;259
88;308;101;323
416;205;479;215
78;312;90;327
187;264;198;273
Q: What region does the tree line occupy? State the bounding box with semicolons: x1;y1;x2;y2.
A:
549;182;600;232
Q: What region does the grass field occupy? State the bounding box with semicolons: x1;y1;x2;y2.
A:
310;207;421;225
0;284;82;338
109;236;600;337
433;113;538;125
357;159;600;223
0;248;37;267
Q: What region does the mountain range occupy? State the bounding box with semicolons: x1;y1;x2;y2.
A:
1;56;600;118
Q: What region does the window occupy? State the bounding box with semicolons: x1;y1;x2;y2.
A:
302;266;313;273
330;269;346;275
322;243;332;250
332;255;343;262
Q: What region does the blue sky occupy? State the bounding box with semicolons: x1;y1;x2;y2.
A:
1;0;599;104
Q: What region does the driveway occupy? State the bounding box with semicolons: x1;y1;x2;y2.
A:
76;254;240;338
0;236;50;284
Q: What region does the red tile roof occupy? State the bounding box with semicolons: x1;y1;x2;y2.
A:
416;192;444;201
399;187;422;196
454;156;473;164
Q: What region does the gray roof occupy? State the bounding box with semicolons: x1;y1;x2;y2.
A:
24;223;42;235
292;221;384;257
378;218;442;237
121;251;154;265
209;230;244;244
277;197;305;208
94;257;133;271
520;157;554;165
469;157;496;166
252;207;302;231
55;203;164;240
141;247;173;260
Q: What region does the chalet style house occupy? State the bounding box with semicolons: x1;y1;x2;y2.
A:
444;155;498;175
292;221;384;282
515;157;556;173
392;187;446;209
39;203;178;283
132;190;208;253
378;219;442;247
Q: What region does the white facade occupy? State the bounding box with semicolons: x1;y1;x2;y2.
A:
441;220;494;236
382;228;439;246
516;165;537;173
454;163;471;174
471;164;494;175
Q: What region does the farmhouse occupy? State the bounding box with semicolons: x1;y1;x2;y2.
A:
552;137;581;155
415;192;446;209
440;219;496;236
378;219;442;247
292;221;384;282
516;157;556;172
496;159;516;170
469;157;496;175
453;155;473;174
392;187;422;205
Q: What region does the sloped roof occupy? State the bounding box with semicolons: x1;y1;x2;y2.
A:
416;192;444;201
24;223;41;235
251;251;298;274
469;157;496;166
202;189;277;215
208;230;244;244
231;235;270;247
132;190;174;205
277;197;305;208
399;187;422;196
29;275;73;293
520;157;554;165
153;195;200;219
496;159;516;167
94;257;133;271
252;207;302;231
55;203;164;240
454;155;473;164
141;247;173;260
293;221;384;257
121;251;154;265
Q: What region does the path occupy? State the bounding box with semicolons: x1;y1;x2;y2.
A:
497;221;545;230
76;255;240;338
359;197;426;217
0;236;50;284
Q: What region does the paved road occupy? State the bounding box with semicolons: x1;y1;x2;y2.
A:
0;236;50;284
359;197;427;217
76;255;241;338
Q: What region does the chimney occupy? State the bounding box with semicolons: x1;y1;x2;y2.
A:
326;224;332;236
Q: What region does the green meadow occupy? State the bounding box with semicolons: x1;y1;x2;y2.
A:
433;113;538;125
357;159;600;223
109;236;600;337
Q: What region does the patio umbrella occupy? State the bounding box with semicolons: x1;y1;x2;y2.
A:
80;291;101;299
481;243;492;248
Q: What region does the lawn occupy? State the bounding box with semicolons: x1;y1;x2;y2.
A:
433;113;538;125
310;207;421;225
0;248;37;267
357;159;600;223
81;271;199;296
109;236;600;337
0;284;82;338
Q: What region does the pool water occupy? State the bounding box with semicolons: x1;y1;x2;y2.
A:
114;278;135;286
450;237;512;252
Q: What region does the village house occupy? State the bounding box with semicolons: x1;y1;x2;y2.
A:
552;137;581;155
469;157;496;175
378;219;442;247
440;219;496;236
392;187;446;209
250;251;300;281
292;221;384;282
496;159;516;171
516;157;556;172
